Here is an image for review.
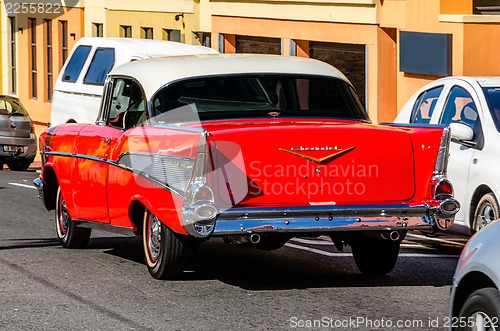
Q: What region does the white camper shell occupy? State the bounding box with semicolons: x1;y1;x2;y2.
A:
50;37;218;126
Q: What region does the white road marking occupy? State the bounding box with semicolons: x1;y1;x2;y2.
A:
291;238;438;250
9;183;36;190
285;243;458;258
406;233;466;246
291;238;334;246
400;244;436;250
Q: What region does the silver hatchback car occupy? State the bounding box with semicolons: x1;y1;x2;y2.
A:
449;219;500;330
0;95;37;171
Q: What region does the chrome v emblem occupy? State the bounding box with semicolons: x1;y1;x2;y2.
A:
279;146;356;165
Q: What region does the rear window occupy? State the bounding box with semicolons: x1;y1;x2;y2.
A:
83;48;115;85
62;45;92;83
0;97;29;116
151;75;368;122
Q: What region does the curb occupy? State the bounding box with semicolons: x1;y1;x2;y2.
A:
29;161;42;171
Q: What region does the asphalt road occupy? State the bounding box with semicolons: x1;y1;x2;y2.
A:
0;169;468;331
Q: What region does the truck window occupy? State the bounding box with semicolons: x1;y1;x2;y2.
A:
83;48;115;85
62;45;92;83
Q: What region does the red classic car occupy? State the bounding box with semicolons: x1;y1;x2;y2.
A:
34;54;459;279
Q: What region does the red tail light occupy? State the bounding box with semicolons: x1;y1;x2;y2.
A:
194;185;214;202
432;178;453;199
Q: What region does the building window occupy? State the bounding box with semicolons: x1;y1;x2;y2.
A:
194;32;211;48
9;17;16;94
92;23;103;37
60;20;68;66
162;29;181;42
141;27;153;39
29;18;37;99
120;25;132;38
45;19;53;102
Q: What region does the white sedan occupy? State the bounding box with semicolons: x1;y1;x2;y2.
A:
449;218;500;330
395;76;500;233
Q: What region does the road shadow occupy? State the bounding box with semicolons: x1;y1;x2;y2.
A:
0;237;60;250
89;235;460;291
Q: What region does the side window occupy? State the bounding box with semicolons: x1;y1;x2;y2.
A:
62;45;92;83
440;86;478;130
107;78;146;129
410;86;443;124
83;48;115;85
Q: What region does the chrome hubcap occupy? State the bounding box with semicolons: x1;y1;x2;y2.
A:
58;195;70;236
476;202;496;231
468;311;496;331
148;215;162;262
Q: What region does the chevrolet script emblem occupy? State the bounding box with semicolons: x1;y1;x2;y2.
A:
279;146;356;165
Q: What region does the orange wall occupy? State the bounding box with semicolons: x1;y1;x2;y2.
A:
213;16;378;44
16;8;84;137
440;0;473;14
463;23;500;75
377;27;397;123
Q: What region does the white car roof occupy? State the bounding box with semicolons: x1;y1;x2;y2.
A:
74;37;218;58
110;54;351;99
433;76;500;88
470;76;500;88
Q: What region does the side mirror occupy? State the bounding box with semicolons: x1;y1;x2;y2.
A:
450;122;475;145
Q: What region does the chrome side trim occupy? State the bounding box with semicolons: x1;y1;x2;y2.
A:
154;124;206;134
40;150;185;197
434;125;451;176
73;220;136;236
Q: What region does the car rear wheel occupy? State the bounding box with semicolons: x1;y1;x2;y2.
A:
457;288;500;331
143;210;188;279
55;186;91;248
351;238;400;276
473;193;499;232
7;159;31;171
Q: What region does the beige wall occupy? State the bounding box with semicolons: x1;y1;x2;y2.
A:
83;0;210;45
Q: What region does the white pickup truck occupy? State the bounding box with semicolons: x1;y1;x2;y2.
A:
50;37;218;126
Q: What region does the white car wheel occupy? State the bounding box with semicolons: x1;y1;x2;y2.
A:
473;193;499;232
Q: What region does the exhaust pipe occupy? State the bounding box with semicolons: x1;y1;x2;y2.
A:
250;233;261;244
387;231;400;241
438;198;460;216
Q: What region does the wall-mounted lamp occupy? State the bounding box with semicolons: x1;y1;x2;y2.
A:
174;13;184;21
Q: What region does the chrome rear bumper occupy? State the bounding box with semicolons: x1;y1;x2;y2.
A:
212;203;455;236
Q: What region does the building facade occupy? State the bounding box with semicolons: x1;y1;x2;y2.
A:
2;0;500;137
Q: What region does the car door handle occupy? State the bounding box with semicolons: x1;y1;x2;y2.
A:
102;137;111;144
